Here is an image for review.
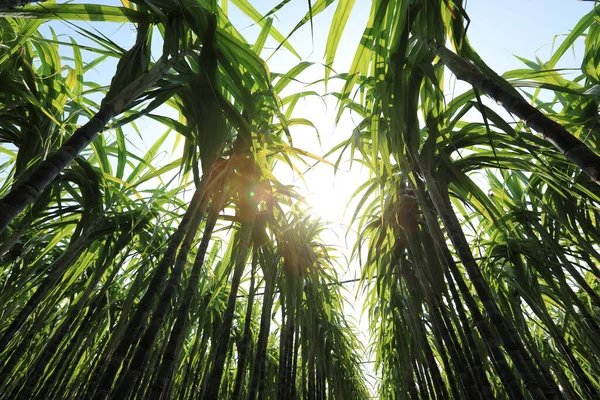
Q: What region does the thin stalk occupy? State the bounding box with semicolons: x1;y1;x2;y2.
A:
189;326;210;399
422;326;450;400
0;55;179;233
442;272;495;398
290;308;300;400
177;322;204;400
149;188;227;400
88;179;207;399
423;39;600;184
277;299;293;399
427;301;468;399
202;209;254;399
412;356;430;399
307;352;315;400
414;175;524;399
232;251;257;400
424;170;558;399
247;249;277;400
102;189;212;399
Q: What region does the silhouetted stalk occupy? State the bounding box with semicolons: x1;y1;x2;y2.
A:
414;176;526;399
197;312;224;399
316;368;325;400
278;302;288;399
412;356;429;399
177;323;204;400
149;186;228;400
424;39;600;184
291;312;300;399
307;353;315;400
549;357;581;400
202;207;254;399
447;251;528;398
438;280;488;396
104;189;214;399
442;272;494;398
246;251;277;400
135;324;171;400
438;299;483;398
427;301;468;399
424;170;557;399
403;348;419;399
89;179;207;399
0;56;179;233
422;326;450;400
189;326;210;399
278;298;295;399
232;251;257;399
409;177;493;398
400;258;454;398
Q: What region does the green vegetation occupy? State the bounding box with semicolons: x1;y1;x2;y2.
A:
0;1;599;399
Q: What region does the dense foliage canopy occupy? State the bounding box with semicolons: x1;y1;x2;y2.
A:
0;1;599;399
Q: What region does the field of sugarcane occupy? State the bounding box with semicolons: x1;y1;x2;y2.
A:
1;1;599;399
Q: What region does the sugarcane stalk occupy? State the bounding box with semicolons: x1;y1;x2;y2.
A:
423;38;600;184
0;55;179;234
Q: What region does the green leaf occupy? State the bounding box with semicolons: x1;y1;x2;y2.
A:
231;0;300;59
324;0;356;86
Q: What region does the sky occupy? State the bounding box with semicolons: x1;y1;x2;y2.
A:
18;0;599;394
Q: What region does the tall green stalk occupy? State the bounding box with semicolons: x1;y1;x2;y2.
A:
89;182;207;399
104;219;206;397
232;251;257;400
247;245;277;400
424;171;558;399
202;206;254;399
148;188;227;400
